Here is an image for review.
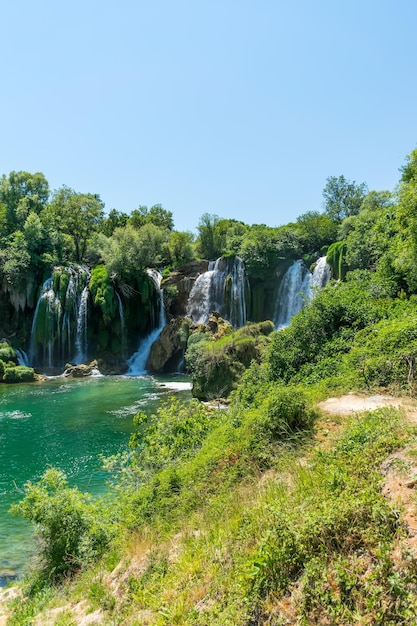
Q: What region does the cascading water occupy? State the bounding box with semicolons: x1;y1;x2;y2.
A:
15;349;29;366
127;269;166;374
273;256;331;328
74;286;89;364
186;256;248;327
114;290;126;355
310;255;332;295
273;261;311;328
29;266;91;369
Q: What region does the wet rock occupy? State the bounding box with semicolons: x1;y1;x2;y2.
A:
147;318;191;373
63;360;100;378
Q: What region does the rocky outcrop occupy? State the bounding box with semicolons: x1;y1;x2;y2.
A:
146;318;191;373
63;360;101;378
161;261;209;317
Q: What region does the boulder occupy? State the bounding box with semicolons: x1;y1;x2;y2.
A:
147;318;191;373
63;360;100;378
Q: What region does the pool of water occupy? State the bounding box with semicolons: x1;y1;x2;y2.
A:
0;374;191;580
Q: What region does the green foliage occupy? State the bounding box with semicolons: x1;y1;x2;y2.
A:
102;208;129;237
11;468;115;584
0;341;17;362
128;204;174;231
129;398;219;473
295;210;338;253
164;230;195;267
99;223;168;279
322;174;368;222
185;322;274;400
239;224;301;280
89;264;117;323
343;309;417;394
245;409;408;619
0;171;49;235
3;365;35;382
0;230;31;286
267;273;388;384
326;240;347;280
44;186;104;262
195;213;224;259
343;190;397;271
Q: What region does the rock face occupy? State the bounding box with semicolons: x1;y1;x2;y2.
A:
161;260;209;317
146;318;191;373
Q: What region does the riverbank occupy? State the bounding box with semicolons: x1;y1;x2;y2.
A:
3;392;417;625
0;374;192;583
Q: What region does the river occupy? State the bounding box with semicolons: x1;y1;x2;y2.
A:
0;374;191;582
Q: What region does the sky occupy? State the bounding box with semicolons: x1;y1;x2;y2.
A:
1;0;417;233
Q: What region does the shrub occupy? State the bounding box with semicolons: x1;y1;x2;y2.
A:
11;468;115;584
3;365;35;382
0;342;16;363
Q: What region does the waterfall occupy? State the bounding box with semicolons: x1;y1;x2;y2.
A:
274;261;311;328
273;256;331;328
74;286;89;364
127;269;166;375
114;290;126;355
310;256;332;295
29;266;91;369
15;349;29;366
186;256;248;327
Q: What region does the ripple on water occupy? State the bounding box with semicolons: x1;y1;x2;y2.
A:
107;393;160;417
0;410;31;420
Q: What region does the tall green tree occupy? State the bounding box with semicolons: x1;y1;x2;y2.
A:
102;209;129;237
0;171;49;235
322;175;368;223
128;204;174;231
100;223;168;279
196;213;223;259
165;230;195;267
295;211;338;252
45;187;105;262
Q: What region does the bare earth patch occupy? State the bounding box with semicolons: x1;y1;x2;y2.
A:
318;393;406;415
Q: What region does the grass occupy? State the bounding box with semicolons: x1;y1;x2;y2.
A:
6;398;417;625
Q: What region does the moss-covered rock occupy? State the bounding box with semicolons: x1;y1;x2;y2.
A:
185;319;274;400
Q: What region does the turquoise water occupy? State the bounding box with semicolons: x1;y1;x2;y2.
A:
0;374;191;580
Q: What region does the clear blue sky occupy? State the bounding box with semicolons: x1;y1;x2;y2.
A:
1;0;416;232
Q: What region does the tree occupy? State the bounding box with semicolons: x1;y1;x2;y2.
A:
196;213;222;259
0;171;49;234
102;209;129;237
322;175;368;223
399;147;417;183
165;230;195;267
45;187;105;262
295;211;338;252
0;230;31;287
343;191;396;271
238;224;298;280
128;204;174;231
100;223;169;279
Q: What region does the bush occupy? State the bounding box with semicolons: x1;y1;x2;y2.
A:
0;342;16;363
11;469;115;584
3;365;35;382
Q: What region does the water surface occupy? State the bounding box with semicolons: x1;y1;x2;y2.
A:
0;374;190;579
